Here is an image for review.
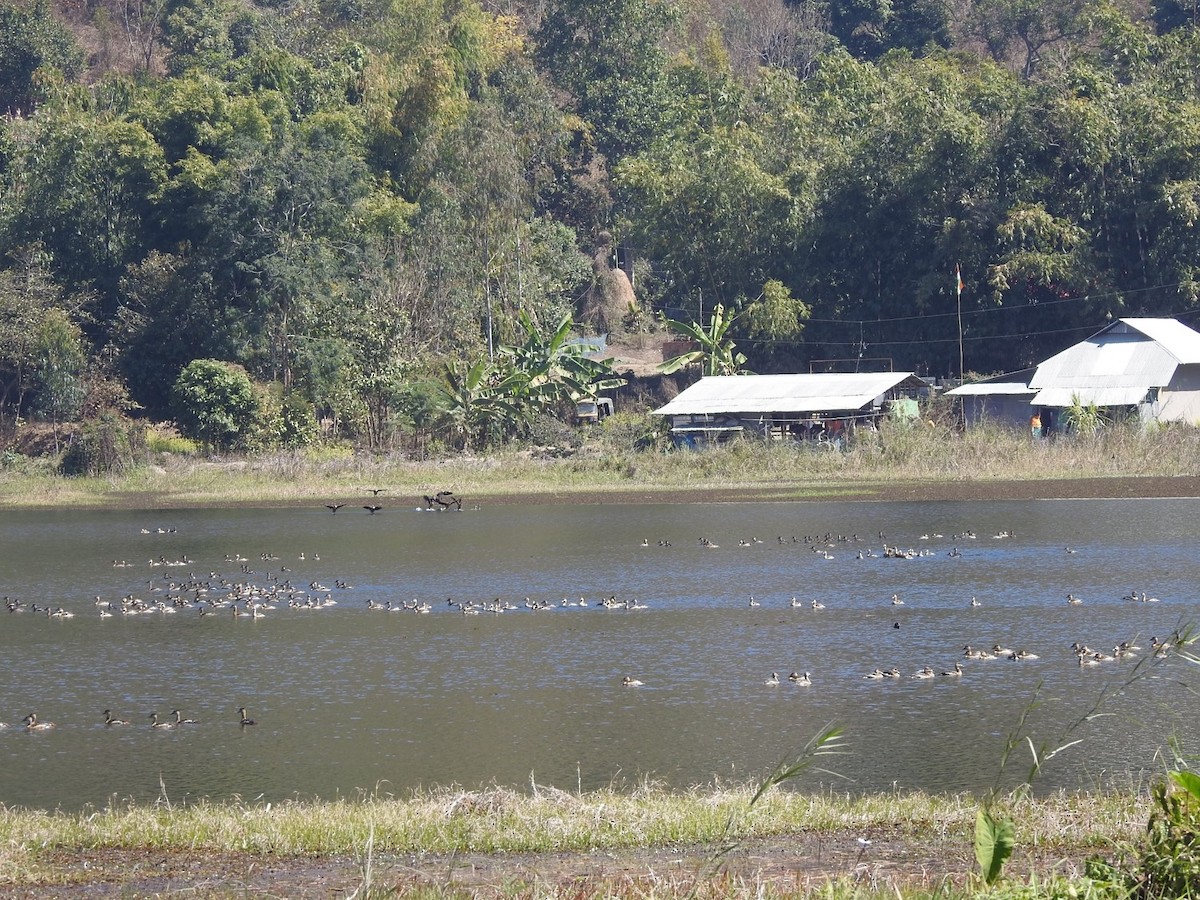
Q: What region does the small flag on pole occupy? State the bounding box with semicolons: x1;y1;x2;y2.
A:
956;265;964;296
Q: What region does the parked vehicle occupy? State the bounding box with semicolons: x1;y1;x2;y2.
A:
575;398;614;424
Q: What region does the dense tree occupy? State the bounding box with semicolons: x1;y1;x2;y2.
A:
3;0;1200;453
1;107;167;313
715;0;832;78
1151;0;1199;33
31;307;87;446
0;245;91;435
616;50;806;318
534;0;680;161
0;0;82;115
970;0;1097;77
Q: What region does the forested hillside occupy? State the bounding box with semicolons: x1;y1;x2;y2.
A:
2;0;1199;452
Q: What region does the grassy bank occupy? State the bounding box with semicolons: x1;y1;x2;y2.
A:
1;785;1120;856
0;784;1155;895
3;416;1200;508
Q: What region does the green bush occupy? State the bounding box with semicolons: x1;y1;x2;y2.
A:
528;412;579;449
171;359;258;451
145;427;200;455
245;384;318;451
278;392;318;448
598;411;666;452
1130;773;1200;898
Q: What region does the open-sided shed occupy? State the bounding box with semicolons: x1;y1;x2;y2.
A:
652;372;928;447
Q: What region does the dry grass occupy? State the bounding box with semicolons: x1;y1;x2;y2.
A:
0;785;1156;897
0;785;1144;857
1;416;1198;508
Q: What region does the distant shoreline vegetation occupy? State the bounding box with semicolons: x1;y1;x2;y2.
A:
3;412;1200;509
6;0;1200;488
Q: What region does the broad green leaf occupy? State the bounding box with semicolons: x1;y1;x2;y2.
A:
1171;770;1200;802
975;808;1015;885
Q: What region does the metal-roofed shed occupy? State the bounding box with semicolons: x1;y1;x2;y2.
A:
945;368;1036;427
653;373;928;447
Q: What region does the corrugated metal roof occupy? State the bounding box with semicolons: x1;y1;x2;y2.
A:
1029;318;1198;392
653;373;920;416
1118;318;1200;364
1031;386;1150;407
946;367;1035;397
948;382;1036;397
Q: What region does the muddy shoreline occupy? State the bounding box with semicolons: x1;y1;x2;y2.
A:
471;475;1200;507
68;474;1200;512
16;829;1101;898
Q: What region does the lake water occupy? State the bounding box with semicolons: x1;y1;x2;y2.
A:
2;497;1198;811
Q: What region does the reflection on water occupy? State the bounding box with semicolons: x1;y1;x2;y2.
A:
2;498;1199;810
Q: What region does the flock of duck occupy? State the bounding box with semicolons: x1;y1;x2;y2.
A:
617;615;1182;692
2;708;256;732
4;516;1185;710
618;527;1181;691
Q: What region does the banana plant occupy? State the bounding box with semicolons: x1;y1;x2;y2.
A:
657;302;750;376
500;310;626;412
436;359;528;449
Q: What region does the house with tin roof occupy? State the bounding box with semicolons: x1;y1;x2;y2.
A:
652;372;929;447
948;317;1200;428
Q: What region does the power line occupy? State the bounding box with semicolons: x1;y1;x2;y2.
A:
739;323;1094;350
740;304;1200;350
799;279;1191;326
646;273;1195;329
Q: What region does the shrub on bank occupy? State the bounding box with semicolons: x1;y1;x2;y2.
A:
144;426;200;455
58;413;140;476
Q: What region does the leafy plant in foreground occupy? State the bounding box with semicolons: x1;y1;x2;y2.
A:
1119;633;1200;899
1131;768;1200;898
974;627;1193;889
976;805;1017;887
